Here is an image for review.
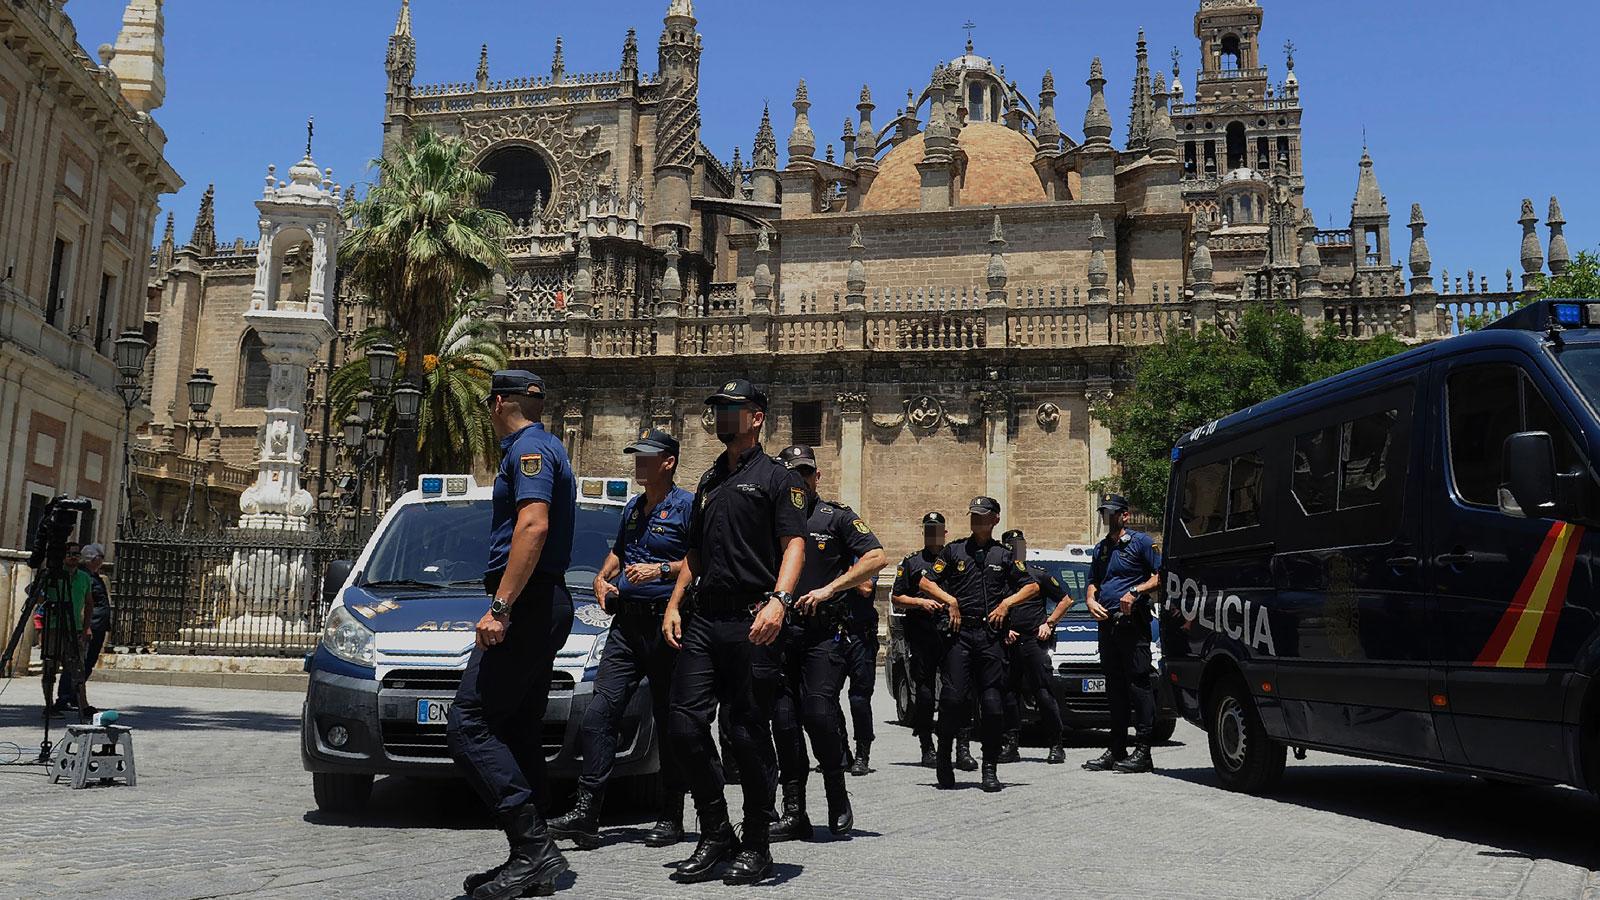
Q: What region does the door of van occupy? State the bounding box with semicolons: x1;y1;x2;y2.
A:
1426;351;1595;782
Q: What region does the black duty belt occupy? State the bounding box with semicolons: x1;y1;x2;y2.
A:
694;595;765;618
612;600;669;619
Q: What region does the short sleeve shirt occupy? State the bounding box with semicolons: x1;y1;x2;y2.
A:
923;536;1032;620
795;497;882;623
1088;529;1162;615
612;485;694;604
688;443;808;599
487;422;576;578
1008;563;1070;632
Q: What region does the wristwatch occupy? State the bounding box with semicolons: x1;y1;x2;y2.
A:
768;590;796;611
659;562;672;580
489;598;511;618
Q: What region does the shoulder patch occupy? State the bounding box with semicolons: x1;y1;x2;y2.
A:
1050;576;1061;587
520;453;543;477
852;518;871;534
932;560;947;574
896;565;905;578
790;487;805;509
1015;560;1026;572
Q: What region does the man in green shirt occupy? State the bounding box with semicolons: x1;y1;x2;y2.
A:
43;542;94;713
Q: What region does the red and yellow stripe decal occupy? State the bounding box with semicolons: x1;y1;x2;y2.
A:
1475;521;1585;669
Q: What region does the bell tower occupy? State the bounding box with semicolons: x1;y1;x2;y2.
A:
1194;0;1266;101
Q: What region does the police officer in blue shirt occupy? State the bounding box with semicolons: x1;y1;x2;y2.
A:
1082;494;1164;774
550;429;692;851
448;370;577;900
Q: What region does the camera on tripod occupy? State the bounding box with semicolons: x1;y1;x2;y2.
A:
28;496;93;572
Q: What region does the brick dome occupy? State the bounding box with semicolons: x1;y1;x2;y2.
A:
860;122;1046;212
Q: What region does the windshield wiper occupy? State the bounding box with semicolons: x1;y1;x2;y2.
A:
360;578;448;590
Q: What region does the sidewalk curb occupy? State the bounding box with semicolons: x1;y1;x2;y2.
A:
91;667;309;692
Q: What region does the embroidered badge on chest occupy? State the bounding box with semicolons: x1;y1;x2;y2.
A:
520;454;542;477
957;560;967;573
933;560;947;574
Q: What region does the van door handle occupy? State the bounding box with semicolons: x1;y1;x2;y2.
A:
1385;556;1420;569
1436;551;1476;567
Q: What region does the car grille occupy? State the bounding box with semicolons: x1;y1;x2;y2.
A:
381;720;568;761
381;669;576;693
1055;663;1111;718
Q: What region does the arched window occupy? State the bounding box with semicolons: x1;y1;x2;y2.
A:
1226;122;1247;171
238;329;270;408
479;146;554;222
1220;34;1242;71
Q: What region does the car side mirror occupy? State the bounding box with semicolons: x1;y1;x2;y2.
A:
1502;431;1558;518
323;559;354;606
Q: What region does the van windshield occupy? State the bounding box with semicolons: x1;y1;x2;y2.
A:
1555;345;1600;409
1034;561;1093;618
361;499;625;594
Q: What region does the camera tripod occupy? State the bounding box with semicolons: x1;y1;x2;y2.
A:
1;571;90;764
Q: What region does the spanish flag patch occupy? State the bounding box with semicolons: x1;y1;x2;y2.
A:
520;454;543;477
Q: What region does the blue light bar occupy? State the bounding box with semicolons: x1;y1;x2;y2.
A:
606;479;629;500
1554;303;1583;326
419;476;443;494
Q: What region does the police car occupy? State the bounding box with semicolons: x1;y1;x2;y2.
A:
1163;299;1600;797
300;474;658;813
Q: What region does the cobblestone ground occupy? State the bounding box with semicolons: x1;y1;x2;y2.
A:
2;680;1599;899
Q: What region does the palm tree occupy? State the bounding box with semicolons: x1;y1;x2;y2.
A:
330;296;507;475
340;128;511;480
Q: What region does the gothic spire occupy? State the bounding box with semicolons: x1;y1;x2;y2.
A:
788;79;815;162
666;0;695;20
1548;196;1571;277
476;44;489;87
1351;147;1387;219
1148;73;1177;160
622;28;639;75
189;184;216;255
551;37;564;82
1036;69;1061;151
753;103;778;170
1520;198;1545;290
1408;203;1434;294
1126;28;1153;151
856;85;878;164
1083;58;1112;148
385;0;415;83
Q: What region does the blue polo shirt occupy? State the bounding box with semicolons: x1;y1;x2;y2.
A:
1088;528;1161;620
486;422;576;578
611;485;694;604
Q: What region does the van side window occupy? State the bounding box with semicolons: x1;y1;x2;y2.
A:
1448;365;1538;507
1520;374;1587;479
1339;410;1398;509
1227;453;1265;529
1181;451;1266;537
1292;427;1338;515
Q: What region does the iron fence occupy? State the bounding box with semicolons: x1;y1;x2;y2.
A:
111;520;366;657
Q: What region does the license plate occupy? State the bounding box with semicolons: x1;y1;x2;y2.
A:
416;698;452;724
1081;678;1106;693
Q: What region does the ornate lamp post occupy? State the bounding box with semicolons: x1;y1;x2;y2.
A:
391;379;422;491
112;329;150;528
180;368;217;531
366;343;396;394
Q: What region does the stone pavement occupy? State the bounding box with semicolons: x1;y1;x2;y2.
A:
1;680;1599;899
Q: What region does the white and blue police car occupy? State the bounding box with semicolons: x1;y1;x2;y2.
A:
301;474;660;813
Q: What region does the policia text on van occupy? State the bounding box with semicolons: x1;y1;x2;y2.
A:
1162;299;1600;796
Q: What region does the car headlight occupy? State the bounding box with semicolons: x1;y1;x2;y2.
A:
322;605;376;667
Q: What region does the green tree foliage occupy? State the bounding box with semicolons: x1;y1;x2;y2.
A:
330;296;507;474
1090;305;1408;515
1458;249;1600;332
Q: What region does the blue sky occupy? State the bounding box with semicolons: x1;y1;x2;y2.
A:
75;0;1596;281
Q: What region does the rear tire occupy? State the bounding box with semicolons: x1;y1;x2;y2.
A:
893;664;913;726
312;772;373;813
1206;675;1285;794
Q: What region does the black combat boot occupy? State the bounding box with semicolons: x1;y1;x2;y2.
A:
980;760;1002;793
919;734;938;768
768;781;812;842
462;835;514;896
643;791;685;848
721;819;772;885
848;741;871;776
998;733;1022;764
1114;744;1154;774
1046;743;1066;765
955;737;978;772
471;804;569;900
547;786;603;850
672;803;739;884
1082;748;1126;771
935;736;956;789
823;770;854;835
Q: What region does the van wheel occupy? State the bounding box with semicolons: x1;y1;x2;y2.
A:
1150;717;1177;745
1206;676;1285;794
313;772;373;813
893;667;913;726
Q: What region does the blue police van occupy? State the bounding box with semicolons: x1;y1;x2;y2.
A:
1162;299;1600;795
301;475;657;813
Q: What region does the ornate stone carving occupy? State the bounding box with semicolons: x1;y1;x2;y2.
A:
1085;388;1115;413
835;391;868;415
1036;402;1061;431
459;111;613;219
906;395;943;431
561;398;585;420
655;71;700;170
700;406;716;432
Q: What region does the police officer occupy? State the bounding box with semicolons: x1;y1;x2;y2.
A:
890;512;949;767
919;497;1038;792
662;379;806;886
550;429;692;851
840;575;878;777
768;445;886;841
998;529;1072;765
449;370;577;900
1082;494;1163;774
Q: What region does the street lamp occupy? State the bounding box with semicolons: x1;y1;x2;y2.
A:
392;380;422;425
391;380;423;491
342;413;365;450
114;329;150;388
365;429;387;459
180;368;218;532
354;390;375;425
112;329;150;527
366;343;397;395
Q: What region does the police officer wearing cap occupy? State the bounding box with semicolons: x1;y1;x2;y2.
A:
661;378;807;885
890;512;950;767
550;429;692;851
449;370;577;900
767;444;886;842
998;529;1073;765
1082;494;1163;774
839;572;879;778
918;497;1038;792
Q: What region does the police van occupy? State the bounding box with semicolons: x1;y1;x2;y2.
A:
1162;299;1600;796
300;474;657;813
885;544;1177;740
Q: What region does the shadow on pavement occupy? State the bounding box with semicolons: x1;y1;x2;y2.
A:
1157;762;1600;868
0;701;300;733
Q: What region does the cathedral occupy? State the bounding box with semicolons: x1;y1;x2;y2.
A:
137;0;1568;551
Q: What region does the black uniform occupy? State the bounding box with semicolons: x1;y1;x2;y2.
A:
1002;565;1069;743
840;579;878;749
923;538;1033;759
892;549;946;738
772;498;881;784
667;443;807;850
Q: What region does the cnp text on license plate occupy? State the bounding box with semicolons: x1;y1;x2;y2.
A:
1081;678;1107;693
416;698;452;724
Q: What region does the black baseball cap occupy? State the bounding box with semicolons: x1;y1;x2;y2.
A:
968;496;1001;515
488;369;545;398
777;444;817;470
1098;494;1130;514
705;378;768;411
1001;529;1025;544
625;428;679;457
921;511;946;527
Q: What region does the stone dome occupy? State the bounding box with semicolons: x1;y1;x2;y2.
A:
859;122;1045;212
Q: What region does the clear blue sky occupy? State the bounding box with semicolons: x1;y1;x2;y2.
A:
75;0;1596;281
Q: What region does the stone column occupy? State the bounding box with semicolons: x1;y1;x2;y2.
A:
836;390;867;512
566;236;593;357
238;317;330;532
844;225;867;349
1086;213;1111;344
984;215;1009;347
981;391;1011;531
749;227;774;352
1084;379;1115;544
656;235;682;356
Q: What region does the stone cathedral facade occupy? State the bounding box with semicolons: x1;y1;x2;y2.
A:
141;0;1575;551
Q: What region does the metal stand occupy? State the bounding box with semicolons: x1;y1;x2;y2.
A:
0;570;90;763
